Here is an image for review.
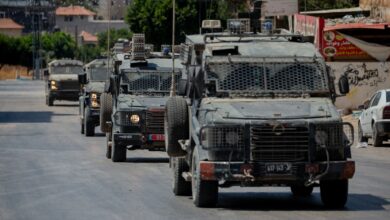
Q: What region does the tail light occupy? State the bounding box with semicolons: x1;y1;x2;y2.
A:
383;106;390;119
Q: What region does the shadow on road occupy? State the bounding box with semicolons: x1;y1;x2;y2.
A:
0;111;53;123
52;104;79;107
215;192;389;211
125;157;169;163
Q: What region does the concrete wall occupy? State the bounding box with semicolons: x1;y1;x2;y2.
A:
56;15;128;39
329;61;390;110
0;28;22;37
360;0;390;22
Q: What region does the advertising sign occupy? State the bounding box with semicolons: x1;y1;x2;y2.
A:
262;0;299;16
294;14;325;50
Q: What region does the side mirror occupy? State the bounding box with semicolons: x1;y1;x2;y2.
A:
114;60;122;75
43;70;49;77
338;75;350;95
78;73;87;85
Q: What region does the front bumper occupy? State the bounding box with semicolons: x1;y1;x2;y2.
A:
199;160;355;183
375;121;390;136
50;90;79;101
113;133;165;147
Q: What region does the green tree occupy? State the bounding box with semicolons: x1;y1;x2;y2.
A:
126;0;197;47
97;28;133;49
299;0;359;11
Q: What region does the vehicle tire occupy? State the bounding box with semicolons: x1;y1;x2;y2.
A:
46;95;54;106
106;132;112;159
191;146;218;207
84;107;95;137
372;125;383;147
80;119;84;134
358;122;368;142
320;179;348;209
111;133;126;162
290;185;313;197
100;93;112;133
172;157;191;196
165;97;189;157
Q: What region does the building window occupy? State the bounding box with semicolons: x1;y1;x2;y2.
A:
80;15;84;20
0;11;5;18
64;16;73;22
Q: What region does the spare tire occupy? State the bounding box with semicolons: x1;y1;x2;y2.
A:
165;97;189;157
100;93;113;133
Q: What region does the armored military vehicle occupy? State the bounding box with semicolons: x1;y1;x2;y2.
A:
100;34;181;162
165;20;355;208
45;59;83;106
78;59;111;136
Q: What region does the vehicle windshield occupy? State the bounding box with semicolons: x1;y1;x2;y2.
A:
207;61;329;95
51;66;83;75
90;67;109;81
122;71;178;94
387;91;390;103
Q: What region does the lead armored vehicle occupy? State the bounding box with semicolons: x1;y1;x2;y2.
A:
45;59;83;106
101;34;181;162
78;59;111;136
165;21;355;208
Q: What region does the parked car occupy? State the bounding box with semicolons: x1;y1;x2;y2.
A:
358;89;390;146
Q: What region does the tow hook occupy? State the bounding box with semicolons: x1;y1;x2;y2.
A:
232;168;255;182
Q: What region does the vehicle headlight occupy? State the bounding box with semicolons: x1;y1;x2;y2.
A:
51;80;56;85
315;130;328;147
91;100;99;107
91;93;98;100
51;85;58;90
130;114;140;124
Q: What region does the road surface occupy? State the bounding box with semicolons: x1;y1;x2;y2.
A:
0;80;389;220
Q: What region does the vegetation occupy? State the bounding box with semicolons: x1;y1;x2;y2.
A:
299;0;359;11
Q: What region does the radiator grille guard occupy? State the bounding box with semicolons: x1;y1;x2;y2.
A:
206;57;329;94
145;109;165;134
122;71;180;93
58;80;79;90
200;122;351;162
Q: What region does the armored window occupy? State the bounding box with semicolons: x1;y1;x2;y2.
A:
386;91;390;103
51;66;83;74
122;70;179;93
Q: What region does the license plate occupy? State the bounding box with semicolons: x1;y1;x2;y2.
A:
265;163;292;174
148;134;165;141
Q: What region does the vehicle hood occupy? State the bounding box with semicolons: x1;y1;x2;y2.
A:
49;74;78;81
117;94;169;110
200;98;339;123
85;82;105;93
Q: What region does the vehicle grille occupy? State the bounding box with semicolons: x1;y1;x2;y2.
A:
251;125;309;162
145;109;164;134
59;81;79;90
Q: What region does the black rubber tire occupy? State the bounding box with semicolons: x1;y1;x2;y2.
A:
80;119;84;134
191;146;218;207
372;125;383;147
320;179;348;209
106;132;112;159
172;157;192;196
111;133;126;162
100;93;112;133
46;95;54;106
291;185;314;197
358;122;368;142
165;97;189;157
84;107;95;137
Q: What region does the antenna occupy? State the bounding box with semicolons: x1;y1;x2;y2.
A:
107;0;112;78
170;0;176;97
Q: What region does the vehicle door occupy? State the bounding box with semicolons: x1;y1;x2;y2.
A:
360;93;378;134
364;92;382;135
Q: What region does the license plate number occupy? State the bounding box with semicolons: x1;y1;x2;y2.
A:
148;134;165;141
265;163;292;174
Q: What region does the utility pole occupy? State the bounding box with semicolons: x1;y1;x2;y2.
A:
31;0;42;80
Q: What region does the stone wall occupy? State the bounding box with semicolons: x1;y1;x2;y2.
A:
360;0;390;22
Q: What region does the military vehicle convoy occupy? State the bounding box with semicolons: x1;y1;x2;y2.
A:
165;20;355;208
45;59;83;106
100;34;181;162
78;59;110;136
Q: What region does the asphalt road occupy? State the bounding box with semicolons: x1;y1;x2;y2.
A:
0;80;389;220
